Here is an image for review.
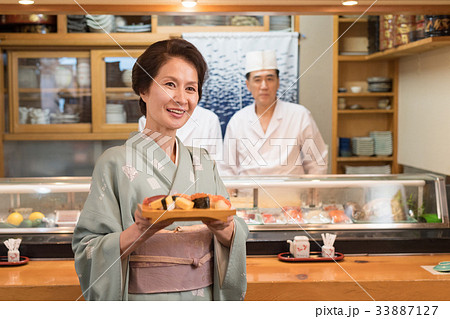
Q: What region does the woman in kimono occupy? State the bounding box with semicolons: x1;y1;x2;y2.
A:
72;39;248;301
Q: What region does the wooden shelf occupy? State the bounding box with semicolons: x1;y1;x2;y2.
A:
337;92;394;97
338;109;394;114
0;33;180;47
338;37;450;62
338;17;368;23
368;36;450;60
105;88;137;100
3;132;132;141
18;88;91;93
337;156;393;162
338;55;368;61
106;93;138;100
105;88;133;93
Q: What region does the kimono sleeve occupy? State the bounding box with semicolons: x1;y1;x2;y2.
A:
72;149;125;301
210;151;249;300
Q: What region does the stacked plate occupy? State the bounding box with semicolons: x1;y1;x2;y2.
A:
196;15;228;26
50;113;80;124
370;131;393;156
86;15;115;33
351;137;374;156
106;103;126;124
270;16;292;31
230;16;261;26
345;165;391;174
367;77;392;92
106;61;122;87
67;15;87;33
116;24;151;33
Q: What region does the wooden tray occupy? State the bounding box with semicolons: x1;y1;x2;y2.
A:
277;251;344;262
142;206;236;223
0;256;29;267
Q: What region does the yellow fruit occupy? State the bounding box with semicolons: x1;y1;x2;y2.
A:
29;212;45;221
7;212;24;226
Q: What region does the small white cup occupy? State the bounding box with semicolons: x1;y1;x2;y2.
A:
350;86;362;93
321;245;335;258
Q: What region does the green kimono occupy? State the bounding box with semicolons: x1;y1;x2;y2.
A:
72;132;248;301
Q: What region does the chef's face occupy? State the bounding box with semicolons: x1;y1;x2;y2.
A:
246;69;280;108
140;57;199;136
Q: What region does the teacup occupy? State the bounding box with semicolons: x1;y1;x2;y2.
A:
350;86;362;93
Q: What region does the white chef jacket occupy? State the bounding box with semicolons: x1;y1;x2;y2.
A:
221;100;328;176
138;106;223;163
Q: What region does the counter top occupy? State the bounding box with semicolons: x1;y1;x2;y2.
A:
0;259;83;301
1;254;450;301
246;254;450;301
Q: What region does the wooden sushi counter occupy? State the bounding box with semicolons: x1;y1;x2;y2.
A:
1;254;450;301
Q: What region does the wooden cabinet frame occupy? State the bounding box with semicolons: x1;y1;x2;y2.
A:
0;52;4;177
91;49;143;133
8;51;92;134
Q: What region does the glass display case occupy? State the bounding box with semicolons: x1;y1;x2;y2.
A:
0;177;90;231
224;174;448;229
0;177;90;258
0;174;448;258
222;173;450;254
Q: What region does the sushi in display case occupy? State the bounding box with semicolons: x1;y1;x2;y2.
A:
222;174;450;255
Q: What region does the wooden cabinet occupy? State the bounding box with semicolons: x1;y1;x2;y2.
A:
332;16;399;174
0;15;274;47
332;15;450;174
6;50;144;138
8;51;92;133
91;49;143;133
6;50;148;136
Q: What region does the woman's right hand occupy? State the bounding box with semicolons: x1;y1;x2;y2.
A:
120;204;173;258
134;204;173;238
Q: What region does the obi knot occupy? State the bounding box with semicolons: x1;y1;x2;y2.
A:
192;258;200;267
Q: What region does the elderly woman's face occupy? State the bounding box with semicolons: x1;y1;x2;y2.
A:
140;57;199;135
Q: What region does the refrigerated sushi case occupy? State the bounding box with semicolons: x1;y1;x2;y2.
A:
0;174;449;258
0;177;91;258
221;173;450;255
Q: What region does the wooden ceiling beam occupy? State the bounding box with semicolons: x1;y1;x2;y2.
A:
0;4;450;15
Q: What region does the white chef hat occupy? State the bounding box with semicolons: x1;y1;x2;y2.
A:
245;50;278;74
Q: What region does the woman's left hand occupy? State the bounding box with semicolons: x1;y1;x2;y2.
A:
203;215;235;248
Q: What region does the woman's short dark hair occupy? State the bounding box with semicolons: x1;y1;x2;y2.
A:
132;38;208;116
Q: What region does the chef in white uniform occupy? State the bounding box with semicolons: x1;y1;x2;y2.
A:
221;50;328;176
138;106;223;163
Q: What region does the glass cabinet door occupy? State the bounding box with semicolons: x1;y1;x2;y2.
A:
91;50;143;132
9;51;92;133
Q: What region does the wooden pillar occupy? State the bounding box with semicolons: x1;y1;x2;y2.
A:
0;50;4;177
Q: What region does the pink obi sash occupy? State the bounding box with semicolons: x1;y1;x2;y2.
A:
128;224;214;294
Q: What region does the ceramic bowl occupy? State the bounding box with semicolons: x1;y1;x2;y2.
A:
121;69;132;87
350;86;362;93
54;66;73;88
